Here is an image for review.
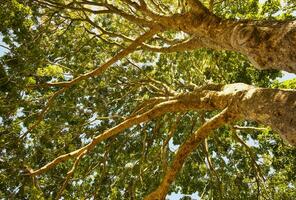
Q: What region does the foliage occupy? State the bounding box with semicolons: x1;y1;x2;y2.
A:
0;0;295;199
273;78;296;89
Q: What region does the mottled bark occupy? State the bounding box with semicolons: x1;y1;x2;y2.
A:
208;83;296;145
235;85;296;145
228;20;296;72
166;1;296;72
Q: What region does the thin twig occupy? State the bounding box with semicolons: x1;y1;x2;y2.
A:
233;125;268;132
20;88;67;139
56;150;87;199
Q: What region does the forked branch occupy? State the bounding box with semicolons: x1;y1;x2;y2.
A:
144;107;236;200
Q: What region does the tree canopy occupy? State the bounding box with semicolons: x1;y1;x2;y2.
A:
0;0;295;199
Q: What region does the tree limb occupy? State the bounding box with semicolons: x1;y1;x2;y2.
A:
46;27;160;88
28;98;203;176
28;83;296;176
144;107;236;200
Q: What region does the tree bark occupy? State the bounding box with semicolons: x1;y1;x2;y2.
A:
167;3;296;72
233;84;296;145
203;83;296;145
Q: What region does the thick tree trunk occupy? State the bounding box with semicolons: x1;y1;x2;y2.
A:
234;85;296;144
227;20;296;72
166;1;296;72
202;83;296;145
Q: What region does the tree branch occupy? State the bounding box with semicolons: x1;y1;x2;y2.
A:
161;114;183;171
233;125;268;132
28;98;204;176
46;27;160;88
144;107;236;200
28;83;296;176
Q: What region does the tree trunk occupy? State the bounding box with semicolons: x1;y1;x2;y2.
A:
233;85;296;145
200;83;296;145
166;1;296;72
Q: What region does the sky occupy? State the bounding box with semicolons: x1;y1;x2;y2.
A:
278;71;296;82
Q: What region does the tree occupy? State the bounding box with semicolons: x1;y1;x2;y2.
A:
0;0;295;199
